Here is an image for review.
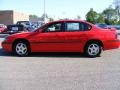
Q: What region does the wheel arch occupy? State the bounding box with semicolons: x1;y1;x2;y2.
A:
84;39;104;50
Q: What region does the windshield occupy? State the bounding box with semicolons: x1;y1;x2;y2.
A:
32;23;46;32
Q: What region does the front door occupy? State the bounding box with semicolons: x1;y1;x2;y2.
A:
30;22;64;52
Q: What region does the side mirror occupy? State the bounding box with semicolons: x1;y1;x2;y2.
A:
40;29;46;33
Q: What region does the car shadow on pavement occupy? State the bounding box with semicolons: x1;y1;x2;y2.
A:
0;48;90;58
29;52;87;58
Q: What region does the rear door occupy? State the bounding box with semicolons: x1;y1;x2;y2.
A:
56;21;92;52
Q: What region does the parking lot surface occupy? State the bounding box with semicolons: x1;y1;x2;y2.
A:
0;35;120;90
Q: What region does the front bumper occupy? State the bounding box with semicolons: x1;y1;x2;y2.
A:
2;41;12;52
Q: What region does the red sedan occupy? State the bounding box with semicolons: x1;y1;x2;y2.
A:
2;20;119;57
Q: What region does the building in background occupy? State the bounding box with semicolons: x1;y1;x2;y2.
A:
0;10;29;25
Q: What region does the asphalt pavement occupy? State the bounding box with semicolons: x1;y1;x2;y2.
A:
0;34;120;90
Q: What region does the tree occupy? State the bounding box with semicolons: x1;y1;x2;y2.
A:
29;15;39;22
102;6;117;24
113;0;120;20
96;13;105;23
76;15;81;20
29;15;38;18
117;20;120;24
86;8;98;24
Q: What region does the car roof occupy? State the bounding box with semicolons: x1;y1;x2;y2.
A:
47;20;93;25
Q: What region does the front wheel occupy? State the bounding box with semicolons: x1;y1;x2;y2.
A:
84;42;102;58
13;41;30;56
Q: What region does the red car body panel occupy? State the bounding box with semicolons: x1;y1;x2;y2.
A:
2;20;119;53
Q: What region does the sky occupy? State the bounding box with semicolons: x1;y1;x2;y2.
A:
0;0;113;20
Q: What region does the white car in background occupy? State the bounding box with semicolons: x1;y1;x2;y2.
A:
0;24;7;33
0;24;7;28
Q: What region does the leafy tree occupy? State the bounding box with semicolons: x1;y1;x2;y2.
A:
76;15;81;19
102;7;117;24
113;0;120;20
115;6;120;20
96;13;105;23
86;8;98;24
29;15;38;18
117;20;120;24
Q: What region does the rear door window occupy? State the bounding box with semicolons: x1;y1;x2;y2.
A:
66;23;80;31
65;22;92;32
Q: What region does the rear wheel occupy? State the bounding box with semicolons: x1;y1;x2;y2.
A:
13;41;30;56
84;42;102;58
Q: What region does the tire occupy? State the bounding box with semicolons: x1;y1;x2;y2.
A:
13;41;30;56
84;42;102;58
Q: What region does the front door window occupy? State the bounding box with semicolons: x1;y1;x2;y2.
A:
45;23;62;32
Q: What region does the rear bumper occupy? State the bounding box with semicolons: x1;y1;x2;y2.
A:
103;39;120;50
